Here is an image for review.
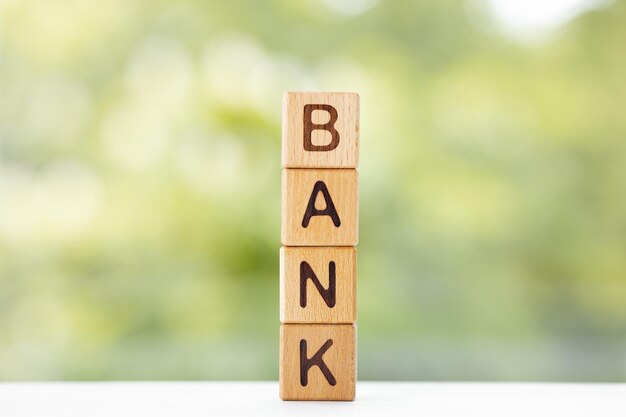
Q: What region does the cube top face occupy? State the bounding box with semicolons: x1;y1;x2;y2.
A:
282;169;358;246
282;92;359;169
280;247;356;324
279;324;356;401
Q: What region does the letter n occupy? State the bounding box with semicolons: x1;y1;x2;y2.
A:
300;261;336;308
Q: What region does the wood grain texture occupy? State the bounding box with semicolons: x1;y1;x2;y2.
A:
281;169;358;246
282;92;359;169
280;247;356;324
280;324;356;401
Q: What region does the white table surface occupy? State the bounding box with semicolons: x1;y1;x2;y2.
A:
1;382;625;417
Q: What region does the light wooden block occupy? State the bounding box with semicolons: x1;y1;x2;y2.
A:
282;92;359;169
280;247;356;324
280;324;356;401
281;169;358;246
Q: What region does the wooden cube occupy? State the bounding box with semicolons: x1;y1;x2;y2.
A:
280;247;356;324
281;169;358;246
280;324;356;401
282;92;359;169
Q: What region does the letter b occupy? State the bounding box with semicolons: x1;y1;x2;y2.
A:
303;104;340;151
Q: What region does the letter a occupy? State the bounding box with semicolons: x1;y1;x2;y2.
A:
300;339;336;386
301;181;341;228
303;104;340;151
300;261;336;308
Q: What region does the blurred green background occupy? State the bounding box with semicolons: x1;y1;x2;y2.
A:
1;0;625;381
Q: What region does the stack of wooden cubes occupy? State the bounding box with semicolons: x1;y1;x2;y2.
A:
279;92;359;401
